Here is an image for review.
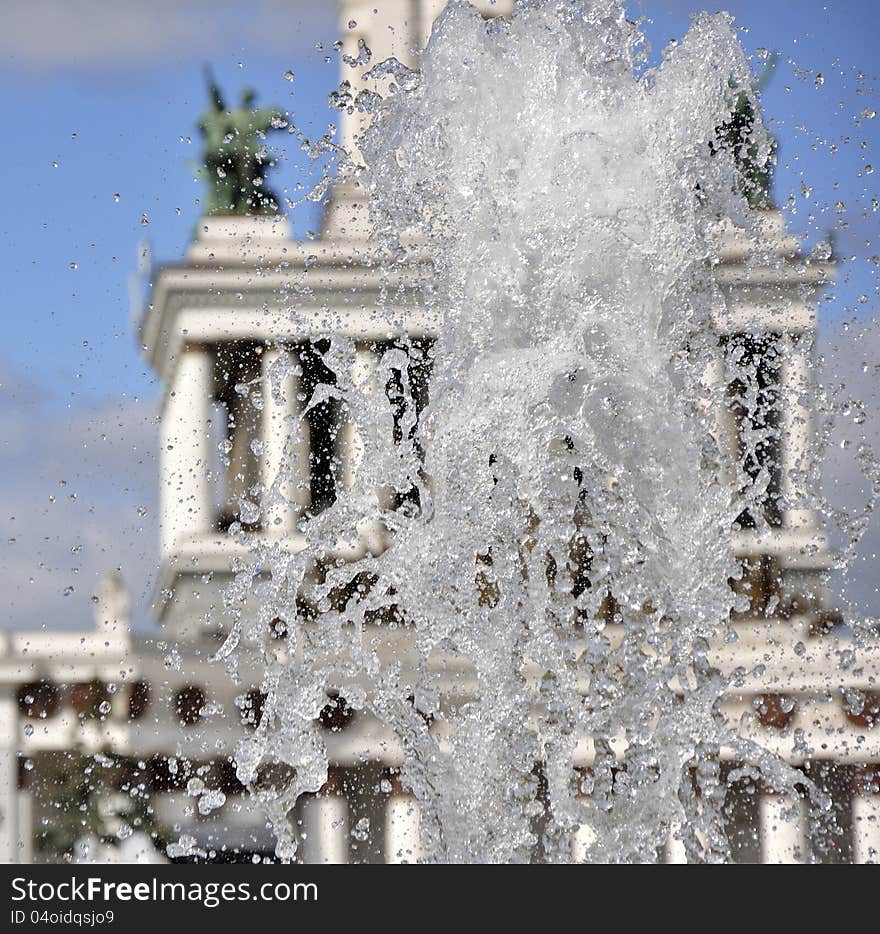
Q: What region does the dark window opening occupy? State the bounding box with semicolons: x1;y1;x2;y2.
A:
213;342;262;531
384;338;434;515
729;554;781;620
18;680;60;719
300;340;340;515
724;332;782;529
174;685;206;726
128;680;151;721
69;680;110;719
722;765;762;864
318;691;353;732
240;688;267;730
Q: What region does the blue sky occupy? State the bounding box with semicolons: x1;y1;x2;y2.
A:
1;0;878;633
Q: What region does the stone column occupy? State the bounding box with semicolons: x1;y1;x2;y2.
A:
664;823;688;864
17;791;32;864
339;342;399;519
571;768;597;863
780;336;815;531
384;777;421;864
261;347;310;534
852;768;880;864
703;353;737;487
300;769;349;864
334;0;419;161
160;345;214;557
571;823;598;863
759;791;808;863
0;686;20;862
340;342;380;494
417;0;515;48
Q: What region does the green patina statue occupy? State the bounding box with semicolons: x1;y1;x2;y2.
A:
716;90;777;208
197;68;282;215
714;56;780;209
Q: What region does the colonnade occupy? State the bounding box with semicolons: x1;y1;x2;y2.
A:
293;764;880;864
704;332;815;533
159;341;392;558
298;770;421;864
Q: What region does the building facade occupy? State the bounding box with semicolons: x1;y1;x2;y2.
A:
1;0;879;864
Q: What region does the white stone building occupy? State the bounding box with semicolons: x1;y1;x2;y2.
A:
1;0;879;864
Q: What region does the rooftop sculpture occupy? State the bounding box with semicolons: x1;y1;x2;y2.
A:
197;68;282;215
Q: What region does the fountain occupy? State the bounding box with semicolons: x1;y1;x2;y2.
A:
202;0;858;863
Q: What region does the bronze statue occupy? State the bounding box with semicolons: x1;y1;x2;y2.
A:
714;55;780;208
197;67;282;215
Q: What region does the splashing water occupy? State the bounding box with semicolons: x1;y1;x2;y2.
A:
223;0;829;863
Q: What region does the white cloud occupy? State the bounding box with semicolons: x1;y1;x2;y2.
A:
0;0;337;72
0;359;160;633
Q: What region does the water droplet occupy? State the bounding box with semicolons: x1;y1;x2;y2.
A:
198;789;227;815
